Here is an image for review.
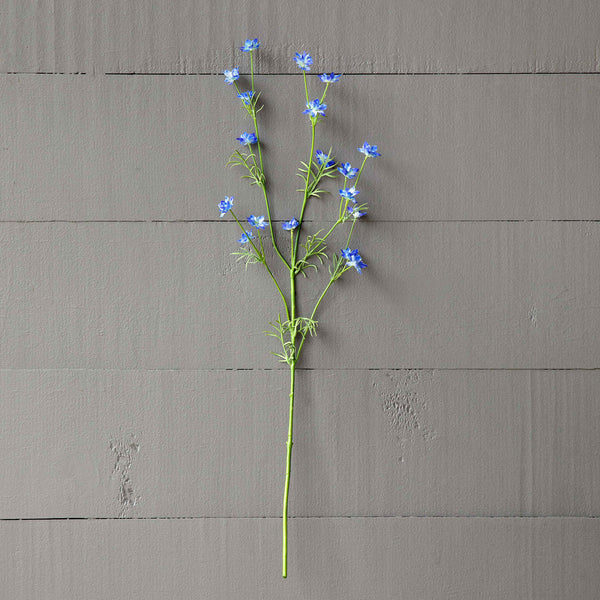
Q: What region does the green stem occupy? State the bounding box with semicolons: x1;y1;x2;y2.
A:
294;119;317;261
249;100;290;269
354;155;369;187
250;51;255;93
296;276;336;360
282;359;296;578
230;211;290;320
303;71;309;104
345;218;356;248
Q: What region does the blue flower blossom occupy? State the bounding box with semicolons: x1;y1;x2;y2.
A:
357;142;382;157
339;186;360;201
238;230;255;244
346;252;367;273
218;196;234;217
303;99;327;118
341;248;367;272
338;162;359;179
282;218;299;231
223;68;239;84
316;150;335;167
247;214;267;229
236;132;258;145
319;72;341;83
240;38;260;52
347;206;367;219
237;90;255;105
294;52;313;71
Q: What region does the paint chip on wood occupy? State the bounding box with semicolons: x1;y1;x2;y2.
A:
374;370;437;463
109;433;141;517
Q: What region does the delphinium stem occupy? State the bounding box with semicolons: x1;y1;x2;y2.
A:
282;357;296;578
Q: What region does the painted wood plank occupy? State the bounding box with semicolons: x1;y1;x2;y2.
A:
1;369;599;519
1;517;598;599
0;222;598;369
2;1;600;74
2;74;600;221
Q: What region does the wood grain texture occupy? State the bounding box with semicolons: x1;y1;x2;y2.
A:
2;74;600;221
1;369;599;519
0;221;597;369
1;1;600;74
1;517;599;599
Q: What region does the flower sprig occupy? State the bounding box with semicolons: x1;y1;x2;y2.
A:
219;39;380;578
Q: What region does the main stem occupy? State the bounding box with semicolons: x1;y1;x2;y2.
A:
282;358;295;578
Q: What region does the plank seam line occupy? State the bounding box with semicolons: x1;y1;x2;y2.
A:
2;71;600;76
1;516;599;522
0;368;599;373
1;220;599;224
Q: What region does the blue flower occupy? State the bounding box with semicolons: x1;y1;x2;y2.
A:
339;186;360;201
346;250;367;273
247;214;267;229
223;68;239;84
316;150;335;167
319;72;341;83
240;38;260;52
218;196;234;217
357;142;382;157
237;90;255;105
341;248;367;272
338;162;359;179
236;131;258;145
303;99;327;118
347;206;367;219
238;230;255;244
294;52;313;71
282;218;299;231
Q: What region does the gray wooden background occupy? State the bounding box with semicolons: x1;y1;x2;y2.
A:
1;2;599;598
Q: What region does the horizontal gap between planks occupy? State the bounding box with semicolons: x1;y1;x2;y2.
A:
1;220;600;224
1;515;599;522
2;71;600;77
0;368;599;373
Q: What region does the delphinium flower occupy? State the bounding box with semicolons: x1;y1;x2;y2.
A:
293;52;313;71
339;186;360;201
240;38;260;52
347;205;367;219
223;68;239;84
282;218;299;231
319;72;341;83
357;142;382;157
238;230;255;244
219;196;234;217
237;90;255;105
247;214;268;229
236;131;258;145
315;150;335;167
338;162;359;179
303;99;327;118
341;247;367;273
